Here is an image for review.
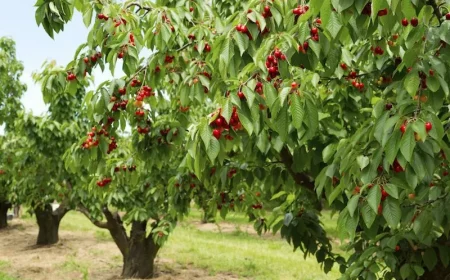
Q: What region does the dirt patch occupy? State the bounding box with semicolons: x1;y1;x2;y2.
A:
0;220;240;280
191;220;279;239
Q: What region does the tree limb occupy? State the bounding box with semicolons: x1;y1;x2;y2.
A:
279;146;315;191
77;205;109;229
428;0;443;24
103;206;129;256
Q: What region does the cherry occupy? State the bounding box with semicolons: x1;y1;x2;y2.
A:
340;63;347;70
353;186;361;194
408;193;416;200
213;129;221;139
67;73;76;81
315;18;322;24
204;44;211;52
377;8;388;16
83;57;89;64
447;13;450;20
411;17;418;27
118;52;124;59
215;118;223;127
237;91;245;100
189;7;194;12
385;103;392;110
264;5;270;13
97;14;105;20
256;191;261;197
429;69;434;76
381;189;388;200
401;18;409;26
291;82;298;89
303;41;309;51
400;124;406;134
425;122;432;132
310;27;318;35
377;204;383;215
444;170;449;177
395;245;400;252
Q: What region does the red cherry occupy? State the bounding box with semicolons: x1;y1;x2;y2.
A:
429;69;434;76
425;122;432;132
291;82;298;89
118;52;124;59
213;129;221;139
264;5;270;13
340;63;347;70
303;41;309;51
446;13;450;20
395;245;400;252
315;18;322;24
310;27;318;35
97;14;105;20
401;18;409;26
377;204;383;215
189;7;194;12
400;124;406;134
83;57;89;64
385;103;392;110
411;18;418;27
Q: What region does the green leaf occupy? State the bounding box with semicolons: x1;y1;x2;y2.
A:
271;191;286;200
275;107;289;142
326;12;343;38
400;264;412;280
207;137;220;162
357;155;370;169
332;0;354;12
413;210;433;241
290;94;305;130
427;76;440;92
361;202;377;228
383;184;399;199
305;96;319;137
402;0;416;19
323;143;337;164
374;112;389;144
83;6;93;27
367;185;381;214
234;32;248;56
385;129;402;164
404;72;420;96
400;125;416;162
347;195;360;218
423;249;438;271
382;197;401;228
328;183;345;205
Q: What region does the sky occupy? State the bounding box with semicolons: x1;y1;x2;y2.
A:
0;1;117;117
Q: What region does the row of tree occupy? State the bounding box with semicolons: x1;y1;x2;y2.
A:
2;0;450;279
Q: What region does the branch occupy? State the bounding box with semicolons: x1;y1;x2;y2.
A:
126;3;152;14
77;205;109;229
428;0;443;24
103;206;129;256
279;146;315;191
176;42;193;52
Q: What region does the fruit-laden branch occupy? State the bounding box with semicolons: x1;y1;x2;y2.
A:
77;205;109;229
428;0;443;24
279;146;315;192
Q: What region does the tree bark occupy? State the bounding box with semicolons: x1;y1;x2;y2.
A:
121;221;160;278
0;201;11;229
100;207;160;279
35;204;68;245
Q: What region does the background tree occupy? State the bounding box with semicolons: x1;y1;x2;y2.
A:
9;60;90;244
0;37;27;229
34;0;450;279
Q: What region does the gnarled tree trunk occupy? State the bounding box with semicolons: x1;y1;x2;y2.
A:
0;201;11;229
87;207;160;278
35;204;68;245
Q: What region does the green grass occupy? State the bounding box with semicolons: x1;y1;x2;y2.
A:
159;222;341;280
18;207;341;279
60;256;89;280
0;261;16;280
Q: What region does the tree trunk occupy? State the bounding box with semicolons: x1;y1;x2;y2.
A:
102;208;160;279
0;201;11;229
201;209;215;224
121;221;159;278
35;204;67;245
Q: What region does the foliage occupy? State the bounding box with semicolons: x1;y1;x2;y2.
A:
33;0;450;279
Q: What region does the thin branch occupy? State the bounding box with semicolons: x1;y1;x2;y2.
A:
428;0;443;24
77;205;109;229
126;3;152;14
176;42;193;52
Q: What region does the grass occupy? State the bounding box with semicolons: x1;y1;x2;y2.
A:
19;206;342;279
0;261;16;280
60;256;89;280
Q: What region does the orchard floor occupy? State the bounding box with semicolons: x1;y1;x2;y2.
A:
0;210;342;280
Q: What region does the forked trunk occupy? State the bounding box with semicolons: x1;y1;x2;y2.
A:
102;209;160;279
0;201;11;229
35;204;67;245
121;222;159;278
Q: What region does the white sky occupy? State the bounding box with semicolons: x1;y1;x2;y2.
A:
0;1;121;127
